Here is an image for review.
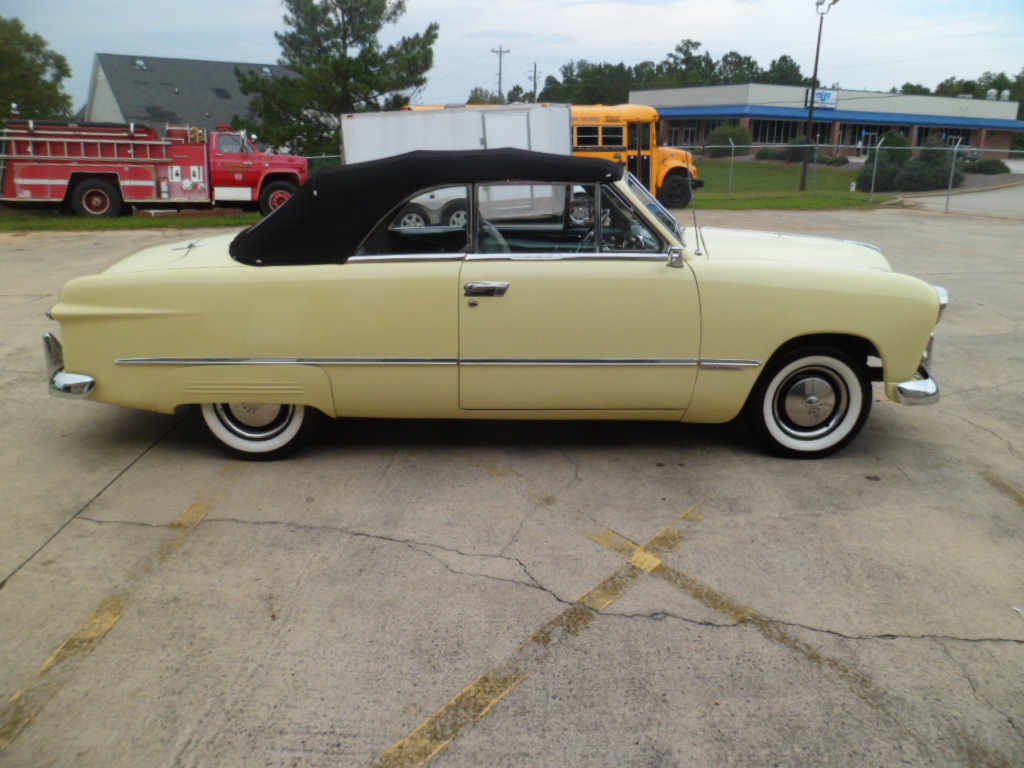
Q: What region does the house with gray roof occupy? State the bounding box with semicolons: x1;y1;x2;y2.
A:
81;53;295;132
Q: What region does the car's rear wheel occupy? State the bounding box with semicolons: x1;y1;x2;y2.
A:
200;402;319;460
744;347;871;458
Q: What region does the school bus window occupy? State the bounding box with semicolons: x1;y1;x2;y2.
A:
576;126;599;146
601;126;624;146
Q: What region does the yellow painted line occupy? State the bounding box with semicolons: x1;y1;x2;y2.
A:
586;512;888;712
369;500;713;768
0;461;246;752
367;562;644;768
984;470;1024;510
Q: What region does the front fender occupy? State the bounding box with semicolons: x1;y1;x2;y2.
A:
684;260;940;422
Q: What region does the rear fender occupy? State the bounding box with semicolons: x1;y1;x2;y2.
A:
156;364;335;416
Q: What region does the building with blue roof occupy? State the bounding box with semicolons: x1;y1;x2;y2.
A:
631;84;1023;156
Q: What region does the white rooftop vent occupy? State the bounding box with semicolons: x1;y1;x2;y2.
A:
1000;90;1011;101
261;66;273;77
986;89;998;100
134;59;148;71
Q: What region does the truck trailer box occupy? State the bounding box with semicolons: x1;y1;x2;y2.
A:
340;104;572;164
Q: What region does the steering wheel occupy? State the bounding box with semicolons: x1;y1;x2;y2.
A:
479;221;510;253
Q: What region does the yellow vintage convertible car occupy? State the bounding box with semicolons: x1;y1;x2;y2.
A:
44;149;946;459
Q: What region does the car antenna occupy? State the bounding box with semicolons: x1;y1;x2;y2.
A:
689;188;706;256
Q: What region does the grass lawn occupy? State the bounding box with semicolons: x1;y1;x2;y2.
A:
0;209;260;233
691;156;893;209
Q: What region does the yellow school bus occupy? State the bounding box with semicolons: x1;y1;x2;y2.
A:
571;104;702;208
399;103;703;207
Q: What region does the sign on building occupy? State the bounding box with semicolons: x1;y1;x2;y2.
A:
806;89;839;110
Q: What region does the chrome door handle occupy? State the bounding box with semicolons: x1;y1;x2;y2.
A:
463;281;509;297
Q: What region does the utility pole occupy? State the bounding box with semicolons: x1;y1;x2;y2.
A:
530;62;540;102
492;46;510;102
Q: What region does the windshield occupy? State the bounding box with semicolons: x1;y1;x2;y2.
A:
626;173;683;241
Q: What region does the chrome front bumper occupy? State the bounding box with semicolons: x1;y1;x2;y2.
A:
896;369;939;405
895;326;941;406
44;333;95;398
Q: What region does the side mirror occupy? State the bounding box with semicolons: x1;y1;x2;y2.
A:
667;246;684;269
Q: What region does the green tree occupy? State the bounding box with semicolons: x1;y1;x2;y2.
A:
716;52;762;85
235;0;439;155
466;86;502;104
899;82;931;95
506;84;526;103
0;17;73;119
662;39;716;86
763;55;803;86
538;60;634;104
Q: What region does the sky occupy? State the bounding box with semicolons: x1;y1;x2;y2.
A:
4;0;1024;112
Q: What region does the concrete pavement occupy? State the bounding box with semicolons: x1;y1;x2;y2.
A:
1;206;1022;767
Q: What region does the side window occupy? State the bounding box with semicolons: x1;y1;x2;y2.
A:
575;126;599;147
602;125;625;147
216;134;244;153
355;185;469;257
476;183;597;254
598;185;662;252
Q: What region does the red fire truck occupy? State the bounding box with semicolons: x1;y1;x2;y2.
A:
0;117;309;217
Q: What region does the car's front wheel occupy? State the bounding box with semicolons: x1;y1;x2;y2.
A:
200;403;319;460
744;347;871;458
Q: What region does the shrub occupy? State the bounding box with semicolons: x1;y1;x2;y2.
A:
705;124;754;157
785;136;810;163
755;147;788;161
864;130;912;168
825;155;849;167
964;158;1011;174
856;158;901;192
894;161;956;192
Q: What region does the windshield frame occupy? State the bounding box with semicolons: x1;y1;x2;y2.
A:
625;173;684;242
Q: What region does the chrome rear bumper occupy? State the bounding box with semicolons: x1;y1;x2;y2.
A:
44;333;95;398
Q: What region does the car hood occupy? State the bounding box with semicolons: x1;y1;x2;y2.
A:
687;226;892;271
102;232;242;274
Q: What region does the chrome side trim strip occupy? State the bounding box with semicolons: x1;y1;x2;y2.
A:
459;358;699;367
116;357;457;366
698;359;762;370
115;356;763;369
347;254;466;263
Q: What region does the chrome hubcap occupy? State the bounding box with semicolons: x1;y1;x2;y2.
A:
215;403;293;440
773;367;848;439
783;376;836;427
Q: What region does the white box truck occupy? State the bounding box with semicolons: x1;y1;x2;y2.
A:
339;103;571;164
341;104;573;227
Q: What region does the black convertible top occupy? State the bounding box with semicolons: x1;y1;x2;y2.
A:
229;148;623;266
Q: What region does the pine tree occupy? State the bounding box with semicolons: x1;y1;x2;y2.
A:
235;0;438;155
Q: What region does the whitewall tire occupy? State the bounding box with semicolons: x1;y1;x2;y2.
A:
745;347;871;458
200;403;318;460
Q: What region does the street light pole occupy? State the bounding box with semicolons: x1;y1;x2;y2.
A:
799;0;839;192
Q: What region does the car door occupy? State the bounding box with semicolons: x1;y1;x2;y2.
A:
458;182;701;412
319;186;470;417
210;132;260;201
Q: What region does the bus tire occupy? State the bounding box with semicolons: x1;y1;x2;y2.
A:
71;179;122;217
657;174;693;209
